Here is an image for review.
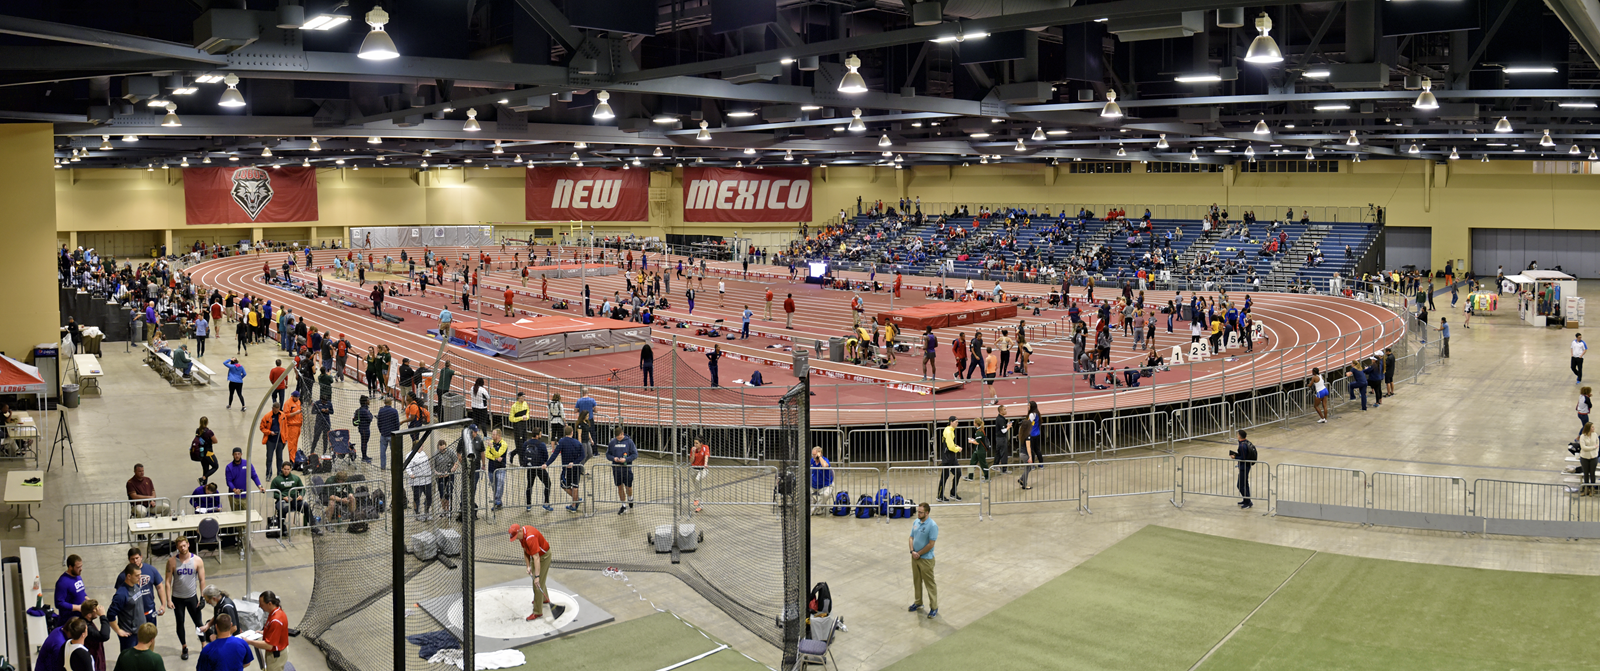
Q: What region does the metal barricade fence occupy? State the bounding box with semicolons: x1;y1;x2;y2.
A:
1099;411;1172;455
808;466;883;516
1171;402;1230;443
1082;456;1176;512
1471;479;1595;538
278;479;379;534
1274;464;1368;525
1232;392;1286;430
848;427;932;463
63;498;175;555
988;462;1082;513
809;428;845;464
177;494;227;516
1368;472;1476;533
687;464;779;508
1037;418;1101;457
1176;456;1267;507
886;466;982;519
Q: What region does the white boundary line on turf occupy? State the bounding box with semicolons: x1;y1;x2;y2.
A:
654;644;730;671
1187;550;1320;671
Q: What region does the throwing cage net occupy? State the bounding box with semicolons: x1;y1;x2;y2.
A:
294;378;810;670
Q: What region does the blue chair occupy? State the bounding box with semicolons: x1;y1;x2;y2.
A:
331;429;353;460
195;518;221;564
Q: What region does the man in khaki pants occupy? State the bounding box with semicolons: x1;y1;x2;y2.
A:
511;524;565;621
907;502;940;618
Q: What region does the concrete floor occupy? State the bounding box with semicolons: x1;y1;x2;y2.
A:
8;282;1595;671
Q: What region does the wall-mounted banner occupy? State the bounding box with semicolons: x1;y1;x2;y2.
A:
525;167;649;221
682;167;812;222
183;166;319;225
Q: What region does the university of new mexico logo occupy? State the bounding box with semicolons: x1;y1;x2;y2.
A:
230;167;273;220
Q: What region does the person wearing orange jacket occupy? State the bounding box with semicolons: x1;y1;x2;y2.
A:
259;402;287;475
281;391;304;467
504;287;515;317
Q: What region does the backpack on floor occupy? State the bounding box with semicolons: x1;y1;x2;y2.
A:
831;491;851;516
855;494;876;519
887;494;905;518
875;488;889;517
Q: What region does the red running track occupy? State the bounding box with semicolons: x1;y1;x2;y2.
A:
186;246;1404;428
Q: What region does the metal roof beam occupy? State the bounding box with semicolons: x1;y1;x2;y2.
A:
512;0;585;54
0;14;226;65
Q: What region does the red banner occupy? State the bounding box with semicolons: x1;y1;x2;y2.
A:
681;167;812;222
525;167;648;221
182;166;319;225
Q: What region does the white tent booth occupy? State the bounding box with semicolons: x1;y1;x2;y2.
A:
1506;270;1579;327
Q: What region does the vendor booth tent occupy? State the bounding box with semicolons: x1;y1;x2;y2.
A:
0;353;49;450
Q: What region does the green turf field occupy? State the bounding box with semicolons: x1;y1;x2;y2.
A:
881;525;1600;671
502;611;769;671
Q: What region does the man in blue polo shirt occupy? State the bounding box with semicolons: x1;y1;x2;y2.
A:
574;389;598;451
907;502;939;618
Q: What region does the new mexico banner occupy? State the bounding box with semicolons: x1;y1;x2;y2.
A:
526;166;649;221
682;167;812;222
183;166;319;225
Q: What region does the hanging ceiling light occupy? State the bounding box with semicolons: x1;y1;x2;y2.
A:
1156;134;1169;149
631;157;642;166
1031;127;1045;141
744;147;757;154
422;149;431;157
736;161;744;168
980;155;988;164
784;149;793;161
894;154;903;162
354;165;360;171
879;133;893;148
1100;90;1122;118
1244;12;1283;64
1190;149;1198;160
378;154;386;162
262;146;274;158
1346;130;1359;146
1449;147;1460;159
593;91;614;119
570;152;579;161
514;154;523;163
839;54;868;93
335;158;345;165
180;156;189;167
1591;148;1598;161
1480;154;1489;162
69;148;79;162
1352;154;1361;163
1572;144;1582;155
1245;145;1256;156
368;136;381;144
1014;138;1026;151
309;138;321;151
1253;120;1269;135
1116;145;1126;157
1540;129;1555;147
1413;77;1439;110
492;140;504;154
420;160;428;168
202;154;210;163
463;108;480;131
881;150;892;157
848;108;866;132
218;73;245;107
1408;143;1420;154
697;121;711;141
1306;147;1314;159
1494;116;1512;133
801;157;810;165
99;135;112;151
302;157;311;167
357;5;399;60
147;164;154;172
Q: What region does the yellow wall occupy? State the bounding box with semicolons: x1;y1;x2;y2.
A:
2;124;60;359
50;161;1600;273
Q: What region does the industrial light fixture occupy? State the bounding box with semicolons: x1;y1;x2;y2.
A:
802;157;810;165
195;74;224;84
653;114;676;124
378;154;386;162
441;105;455;113
1031;127;1045;141
839;54;868;93
980;155;988;164
1408;143;1420;154
464;157;473;163
146;96;168;108
1014;138;1026;151
301;8;350;30
570;152;579;161
309;137;322;151
1215;148;1231;154
218;74;245;107
894;154;902;162
463;108;481;131
69;149;79;162
180;156;189;167
692;120;710;141
147;164;154;172
1151;134;1167;150
1246;145;1255;156
202;154;210;163
354;164;360;170
335;158;345;165
302;158;310;167
1481;154;1489;162
744;147;757;154
1591;148;1598;160
780;57;794;65
420;160;428;168
695;157;703;163
631;157;642;166
1541;129;1555;147
1559;102;1598;109
1116;145;1126;157
1449;147;1460;159
1100;90;1122;118
1254;120;1270;134
1494;116;1512;133
122;135;138;143
1314;104;1351;111
513;154;522;163
931;30;989;43
881;151;892;157
736;161;743;168
1305;147;1314;159
422;149;432;157
367;136;381;144
593;91;614;119
1190;149;1198;160
1174;74;1223;83
801;104;822;111
1303;69;1330;78
99;135;112;151
784;150;793;161
1245;12;1283;64
1352;154;1361;163
653;146;664;157
969;132;990;139
357;5;399;60
227;154;239;161
1503;65;1558;74
1346;130;1359;146
1413;77;1439;110
848;108;866;132
262;146;273;158
879;134;893;147
492;140;504;154
1572;144;1582;155
726;110;757;118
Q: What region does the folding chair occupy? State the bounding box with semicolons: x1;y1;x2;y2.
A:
790;616;839;671
195;518;222;564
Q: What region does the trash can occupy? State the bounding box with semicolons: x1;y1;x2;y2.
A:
62;383;80;409
828;336;844;363
84;334;103;356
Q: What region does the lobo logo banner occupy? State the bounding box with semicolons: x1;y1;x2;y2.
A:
182;166;318;225
682;167;812;222
525;167;648;221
